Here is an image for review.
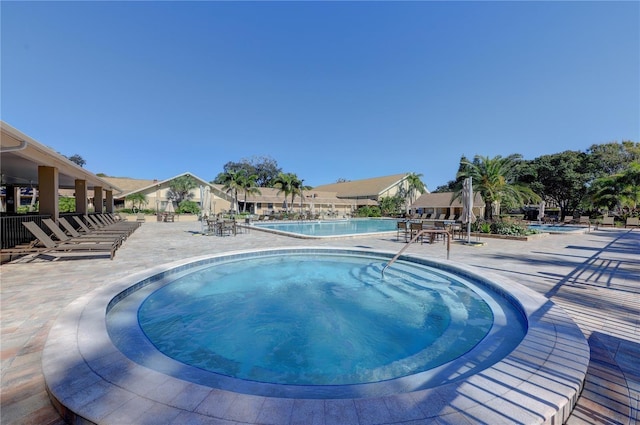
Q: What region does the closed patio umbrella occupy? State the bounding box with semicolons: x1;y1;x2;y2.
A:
538;201;545;223
164;201;175;214
461;177;476;244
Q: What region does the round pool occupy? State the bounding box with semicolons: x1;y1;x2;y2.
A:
106;249;526;398
43;248;590;424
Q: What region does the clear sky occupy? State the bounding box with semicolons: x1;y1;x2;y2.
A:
2;1;638;190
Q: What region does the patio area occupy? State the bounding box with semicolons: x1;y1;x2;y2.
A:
1;221;638;424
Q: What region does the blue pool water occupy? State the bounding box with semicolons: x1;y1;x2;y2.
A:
106;249;527;397
529;224;587;233
253;218;398;237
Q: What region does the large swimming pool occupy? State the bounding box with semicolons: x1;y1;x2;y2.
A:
252;218;398;237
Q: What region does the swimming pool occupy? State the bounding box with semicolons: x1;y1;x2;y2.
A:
529;224;588;234
107;251;525;397
43;247;590;424
252;218;398;237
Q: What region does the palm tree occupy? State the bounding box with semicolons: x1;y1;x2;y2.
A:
590;162;640;211
237;171;262;213
455;154;540;220
220;170;243;214
167;176;197;204
125;193;148;211
405;172;427;213
273;172;298;212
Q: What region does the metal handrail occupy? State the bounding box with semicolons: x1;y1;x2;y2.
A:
381;229;451;277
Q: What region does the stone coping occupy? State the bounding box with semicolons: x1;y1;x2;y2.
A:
42;248;590;424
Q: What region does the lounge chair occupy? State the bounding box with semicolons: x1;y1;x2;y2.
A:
20;221;118;260
43;218;125;246
599;216;615;227
85;215;138;235
72;216;133;239
626;217;639;228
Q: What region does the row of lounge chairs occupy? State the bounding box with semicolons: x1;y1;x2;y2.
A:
1;214;140;262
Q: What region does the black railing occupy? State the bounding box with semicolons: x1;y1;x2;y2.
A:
1;214;52;249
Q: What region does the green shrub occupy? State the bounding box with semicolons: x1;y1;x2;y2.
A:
178;200;200;214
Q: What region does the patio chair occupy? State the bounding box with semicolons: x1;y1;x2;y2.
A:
44;218;125;246
599;216;615;227
625;217;639;228
20;221;118;260
578;216;590;226
396;221;409;242
72;216;133;239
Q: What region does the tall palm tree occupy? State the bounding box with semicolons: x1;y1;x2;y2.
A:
237;171;262;213
273;172;298;212
455;154;540;220
220;170;244;214
405;172;427;213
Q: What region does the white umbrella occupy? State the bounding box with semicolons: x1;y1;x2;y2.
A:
461;177;476;243
538;201;546;223
164;200;175;213
201;186;211;219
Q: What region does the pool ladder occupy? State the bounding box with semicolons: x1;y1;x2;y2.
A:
381;229;451;277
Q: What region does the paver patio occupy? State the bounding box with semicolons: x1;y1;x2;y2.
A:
1;221;638;424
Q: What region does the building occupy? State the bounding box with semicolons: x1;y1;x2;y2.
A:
104;173;232;215
312;173;420;207
409;191;485;219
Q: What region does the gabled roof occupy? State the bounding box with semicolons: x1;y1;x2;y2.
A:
112;172;212;198
411;191;484;208
100;177;157;194
312;173;409;197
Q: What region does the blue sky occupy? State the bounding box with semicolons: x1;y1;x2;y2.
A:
2;1;638;190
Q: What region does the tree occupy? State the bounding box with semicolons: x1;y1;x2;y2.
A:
589;162;640;211
125;193;148;211
212;156;282;187
529;151;591;219
456;154;540;220
378;195;404;216
405;172;427;213
586;141;640;177
237;171;262;213
167;176;197;205
219;170;244;213
67;154;86;167
272;172;301;212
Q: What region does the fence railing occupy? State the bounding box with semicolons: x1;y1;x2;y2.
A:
1;214;52;249
1;212;121;249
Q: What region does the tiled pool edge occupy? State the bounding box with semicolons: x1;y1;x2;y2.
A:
42;248;590;424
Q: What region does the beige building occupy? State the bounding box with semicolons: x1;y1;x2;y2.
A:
116;173;422;218
410;191;485;219
312;173;419;207
104;173;232;215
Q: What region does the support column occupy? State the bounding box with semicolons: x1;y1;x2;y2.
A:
38;166;59;219
75;179;88;215
94;186;103;213
105;190;114;213
5;185;18;213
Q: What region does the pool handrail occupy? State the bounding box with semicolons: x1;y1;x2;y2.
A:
382;229;451;277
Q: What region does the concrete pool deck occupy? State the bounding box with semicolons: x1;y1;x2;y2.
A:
1;221;638;424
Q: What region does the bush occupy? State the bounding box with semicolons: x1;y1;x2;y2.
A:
178;200;200;214
355;206;381;217
491;220;537;236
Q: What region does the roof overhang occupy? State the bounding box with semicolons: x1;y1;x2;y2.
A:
1;122;121;193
